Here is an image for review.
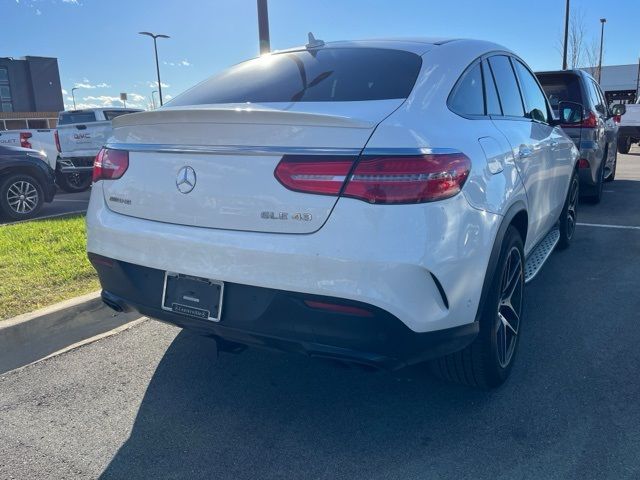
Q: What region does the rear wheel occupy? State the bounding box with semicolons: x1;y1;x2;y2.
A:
617;136;631;154
604;149;617;182
558;169;579;249
585;158;605;204
430;226;524;389
0;174;45;221
56;171;92;193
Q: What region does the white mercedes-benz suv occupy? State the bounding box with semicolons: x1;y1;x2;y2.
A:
87;37;579;388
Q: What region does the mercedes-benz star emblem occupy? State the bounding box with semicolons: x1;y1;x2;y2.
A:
176;166;196;194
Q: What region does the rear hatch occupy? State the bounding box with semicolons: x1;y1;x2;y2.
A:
101;46;423;234
537;72;584;144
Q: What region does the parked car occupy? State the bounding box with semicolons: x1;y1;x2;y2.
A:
536;69;618;203
87;38;579;388
616;98;638;154
0;129;58;171
0;145;56;220
56;108;142;193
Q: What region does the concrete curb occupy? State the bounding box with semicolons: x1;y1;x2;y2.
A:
0;291;141;374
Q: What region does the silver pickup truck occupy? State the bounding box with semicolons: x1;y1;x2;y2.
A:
56;108;142;192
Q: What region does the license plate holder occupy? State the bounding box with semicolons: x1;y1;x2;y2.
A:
161;272;223;322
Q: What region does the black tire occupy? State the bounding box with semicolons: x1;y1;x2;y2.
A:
584;158;605;204
56;171;92;193
430;226;525;389
558;169;579;250
0;173;45;221
617;136;631;154
605;149;617;182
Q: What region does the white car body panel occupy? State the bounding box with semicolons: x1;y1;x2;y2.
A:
86;38;577;337
0;129;57;169
619;103;640;127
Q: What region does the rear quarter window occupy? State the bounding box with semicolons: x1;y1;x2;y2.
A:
58;112;97;125
169;48;422;105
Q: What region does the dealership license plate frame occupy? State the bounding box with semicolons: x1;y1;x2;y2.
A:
161;272;224;322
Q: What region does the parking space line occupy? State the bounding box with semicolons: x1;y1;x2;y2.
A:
577;222;640;231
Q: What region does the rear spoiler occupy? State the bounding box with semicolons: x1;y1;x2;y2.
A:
112;104;378;129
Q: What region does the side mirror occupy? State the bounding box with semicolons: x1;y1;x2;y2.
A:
557;101;584;125
611;104;626;117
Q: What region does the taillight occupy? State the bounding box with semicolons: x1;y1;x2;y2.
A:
54;130;61;153
581;111;598;128
578;158;590;169
93;148;129;182
274;152;471;204
614;114;621;124
20;132;32;149
343;153;471;204
274;155;356;196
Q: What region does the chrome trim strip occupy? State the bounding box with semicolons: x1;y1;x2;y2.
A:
361;147;462;156
106;143;362;156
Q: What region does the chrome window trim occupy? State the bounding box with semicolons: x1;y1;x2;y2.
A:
362;147;462;155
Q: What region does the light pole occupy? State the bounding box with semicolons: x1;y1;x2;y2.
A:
597;18;606;83
139;31;170;106
71;87;78;110
257;0;270;54
636;56;640;103
562;0;570;70
151;90;158;109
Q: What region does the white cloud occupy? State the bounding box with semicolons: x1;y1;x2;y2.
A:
61;88;68;95
74;80;111;89
35;8;41;15
62;0;80;4
147;81;170;88
165;94;173;100
162;59;191;68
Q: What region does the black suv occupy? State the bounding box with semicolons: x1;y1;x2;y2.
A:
0;145;56;221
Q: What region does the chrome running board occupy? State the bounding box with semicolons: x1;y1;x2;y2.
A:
524;228;560;283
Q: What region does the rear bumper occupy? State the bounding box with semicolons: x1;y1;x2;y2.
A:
619;126;640;139
91;254;478;369
87;182;501;334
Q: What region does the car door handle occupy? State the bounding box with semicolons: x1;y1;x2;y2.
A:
518;147;532;158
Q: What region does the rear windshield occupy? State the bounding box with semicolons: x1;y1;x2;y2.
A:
169;48;422;105
103;110;140;121
58;111;97;125
536;73;583;109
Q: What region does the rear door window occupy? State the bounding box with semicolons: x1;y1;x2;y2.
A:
58;111;97;125
448;62;485;116
513;60;550;123
487;56;525;118
169;48;422;105
588;80;606;115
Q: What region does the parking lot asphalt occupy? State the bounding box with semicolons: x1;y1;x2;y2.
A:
1;149;639;479
0;188;91;225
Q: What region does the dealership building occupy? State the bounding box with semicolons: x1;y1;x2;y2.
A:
0;56;64;130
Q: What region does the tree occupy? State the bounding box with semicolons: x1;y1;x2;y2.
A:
557;9;601;71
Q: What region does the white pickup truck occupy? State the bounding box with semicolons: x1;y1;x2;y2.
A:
617;99;640;154
0;129;58;171
56;108;142;192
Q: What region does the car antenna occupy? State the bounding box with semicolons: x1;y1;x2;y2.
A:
306;32;325;49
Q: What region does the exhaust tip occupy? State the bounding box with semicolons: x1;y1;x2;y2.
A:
101;291;129;313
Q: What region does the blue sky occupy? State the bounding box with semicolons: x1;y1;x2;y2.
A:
3;0;639;110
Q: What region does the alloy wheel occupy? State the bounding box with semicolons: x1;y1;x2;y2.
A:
6;180;39;215
566;177;579;239
496;246;523;368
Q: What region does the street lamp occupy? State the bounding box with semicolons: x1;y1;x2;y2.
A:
138;31;170;106
597;18;606;83
151;90;158;109
71;87;78;110
562;0;570;70
257;0;271;54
